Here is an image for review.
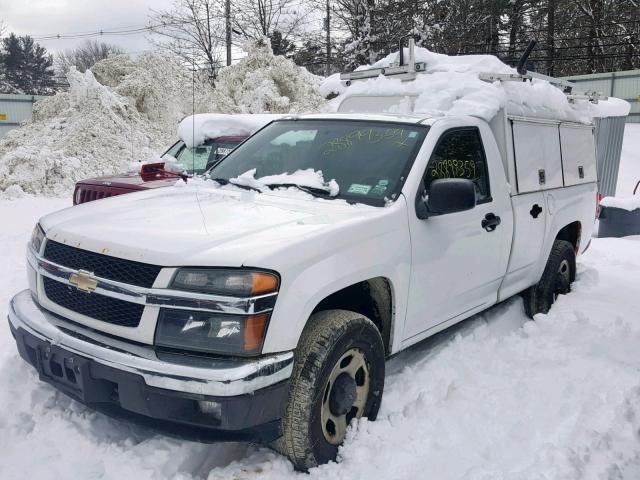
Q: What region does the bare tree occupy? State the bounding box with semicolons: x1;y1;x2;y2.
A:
149;0;225;83
55;40;124;74
232;0;305;44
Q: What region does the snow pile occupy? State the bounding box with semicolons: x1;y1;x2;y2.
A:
91;53;214;138
0;67;165;197
327;47;631;123
178;113;284;148
229;168;340;196
319;73;346;98
211;38;326;114
600;196;640;211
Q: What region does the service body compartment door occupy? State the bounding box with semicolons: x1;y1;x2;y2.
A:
498;191;547;301
559;124;597;186
512;120;563;193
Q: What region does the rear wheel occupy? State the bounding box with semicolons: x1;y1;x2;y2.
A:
275;309;385;471
522;239;576;317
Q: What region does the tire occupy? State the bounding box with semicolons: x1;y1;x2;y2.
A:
522;239;576;318
274;309;385;471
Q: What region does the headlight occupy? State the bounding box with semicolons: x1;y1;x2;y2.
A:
170;269;278;296
30;223;45;253
155;309;269;356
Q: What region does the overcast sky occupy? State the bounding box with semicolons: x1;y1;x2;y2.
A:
0;0;175;55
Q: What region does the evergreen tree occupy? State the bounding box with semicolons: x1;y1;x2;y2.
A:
270;30;295;57
0;34;55;94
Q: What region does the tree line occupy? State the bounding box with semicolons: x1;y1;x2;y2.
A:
0;0;638;94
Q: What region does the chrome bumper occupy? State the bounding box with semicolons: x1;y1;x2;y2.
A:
8;289;293;397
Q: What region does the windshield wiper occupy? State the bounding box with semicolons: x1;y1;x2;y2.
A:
211;177;262;193
264;183;336;198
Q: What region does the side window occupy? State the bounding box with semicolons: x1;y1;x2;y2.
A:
424;129;490;201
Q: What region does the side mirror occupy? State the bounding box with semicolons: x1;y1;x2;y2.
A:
416;178;477;219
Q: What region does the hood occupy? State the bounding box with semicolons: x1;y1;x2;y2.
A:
40;182;386;267
77;174;177;190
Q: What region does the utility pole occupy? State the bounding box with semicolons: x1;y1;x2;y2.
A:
225;0;232;66
547;0;556;76
325;0;331;76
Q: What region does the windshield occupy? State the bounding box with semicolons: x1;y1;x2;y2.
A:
207;120;427;206
166;139;242;175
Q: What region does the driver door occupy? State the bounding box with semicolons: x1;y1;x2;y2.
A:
403;126;511;343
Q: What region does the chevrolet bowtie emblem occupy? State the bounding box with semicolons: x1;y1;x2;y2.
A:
69;270;98;293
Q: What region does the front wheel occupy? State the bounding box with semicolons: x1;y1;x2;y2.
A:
275;309;385;470
522;239;576;317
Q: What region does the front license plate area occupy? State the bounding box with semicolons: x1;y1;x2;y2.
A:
36;344;91;400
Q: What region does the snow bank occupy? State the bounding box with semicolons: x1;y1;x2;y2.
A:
327;47;630;123
0;53;219;197
229;168;339;196
600;196;640;211
178;113;284;148
91;53;214;137
211;38;326;114
0;67;165;197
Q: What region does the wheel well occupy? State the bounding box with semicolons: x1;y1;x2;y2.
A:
311;278;393;354
556;221;582;253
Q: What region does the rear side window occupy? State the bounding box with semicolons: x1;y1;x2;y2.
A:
423;128;490;202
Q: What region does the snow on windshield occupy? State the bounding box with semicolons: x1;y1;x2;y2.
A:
178;114;285;148
327;47;631;123
228;168;340;197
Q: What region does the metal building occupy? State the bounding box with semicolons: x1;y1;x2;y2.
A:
0;93;48;140
563;69;640;123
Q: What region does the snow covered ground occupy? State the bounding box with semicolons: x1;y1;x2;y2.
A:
1;129;639;479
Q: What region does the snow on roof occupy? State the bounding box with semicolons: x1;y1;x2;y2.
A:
327;47;631;124
178;113;285;148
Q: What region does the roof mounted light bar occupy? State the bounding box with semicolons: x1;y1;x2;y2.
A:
340;37;426;85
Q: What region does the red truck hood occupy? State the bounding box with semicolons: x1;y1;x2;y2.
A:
77;174;178;190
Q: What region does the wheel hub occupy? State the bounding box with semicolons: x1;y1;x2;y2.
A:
320;348;370;446
329;372;357;416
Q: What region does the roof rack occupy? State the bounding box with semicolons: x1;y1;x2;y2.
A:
339;38;607;104
340;36;426;85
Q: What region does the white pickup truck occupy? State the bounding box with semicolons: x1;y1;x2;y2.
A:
9;106;598;468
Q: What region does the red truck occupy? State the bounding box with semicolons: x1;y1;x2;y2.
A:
73;136;246;205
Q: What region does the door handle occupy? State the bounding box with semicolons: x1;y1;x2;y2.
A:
482;213;501;232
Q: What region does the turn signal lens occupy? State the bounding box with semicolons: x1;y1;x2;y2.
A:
244;313;269;351
251;273;279;295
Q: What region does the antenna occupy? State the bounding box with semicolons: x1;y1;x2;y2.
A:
191;49;196;176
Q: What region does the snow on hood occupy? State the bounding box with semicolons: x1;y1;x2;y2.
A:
326;47;631;123
40;181;372;267
229;168;340;196
178;113;285;148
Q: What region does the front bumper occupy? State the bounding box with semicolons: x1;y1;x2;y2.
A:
8;289;293;441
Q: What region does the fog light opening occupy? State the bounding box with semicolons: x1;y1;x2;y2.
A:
198;400;222;419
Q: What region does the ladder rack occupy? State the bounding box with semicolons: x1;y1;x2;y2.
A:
339;38;606;104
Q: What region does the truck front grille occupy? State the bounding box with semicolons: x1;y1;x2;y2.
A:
43;277;144;328
75;186;114;205
43;241;161;288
